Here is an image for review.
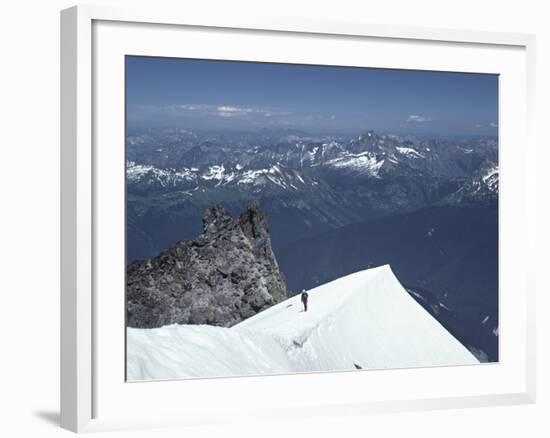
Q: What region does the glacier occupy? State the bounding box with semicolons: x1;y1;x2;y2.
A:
127;265;478;381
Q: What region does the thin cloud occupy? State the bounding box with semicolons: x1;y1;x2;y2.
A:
475;122;498;129
144;103;292;119
137;103;340;128
406;114;432;123
216;106;257;117
175;104;209;111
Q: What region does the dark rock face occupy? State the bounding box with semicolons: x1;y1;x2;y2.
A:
126;205;288;328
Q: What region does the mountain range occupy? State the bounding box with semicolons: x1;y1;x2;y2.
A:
127;128;498;258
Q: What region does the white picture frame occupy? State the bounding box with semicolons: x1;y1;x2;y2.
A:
60;4;537;433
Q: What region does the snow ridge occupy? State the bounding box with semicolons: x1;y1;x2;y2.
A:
127;265;478;381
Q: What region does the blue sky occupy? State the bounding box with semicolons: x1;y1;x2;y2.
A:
126;56;498;136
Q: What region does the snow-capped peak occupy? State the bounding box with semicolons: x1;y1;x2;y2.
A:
126;161;197;188
441;160;499;205
481;164;499;192
325;151;385;178
396;146;425;159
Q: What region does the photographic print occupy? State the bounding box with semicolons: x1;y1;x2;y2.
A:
125;56;499;381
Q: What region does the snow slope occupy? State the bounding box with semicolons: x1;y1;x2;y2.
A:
127;265;478;381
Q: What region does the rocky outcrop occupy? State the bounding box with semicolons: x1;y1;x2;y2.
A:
127;205;288;328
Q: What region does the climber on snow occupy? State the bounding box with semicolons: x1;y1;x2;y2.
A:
301;289;309;312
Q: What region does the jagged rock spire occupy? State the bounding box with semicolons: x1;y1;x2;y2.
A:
127;205;288;328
